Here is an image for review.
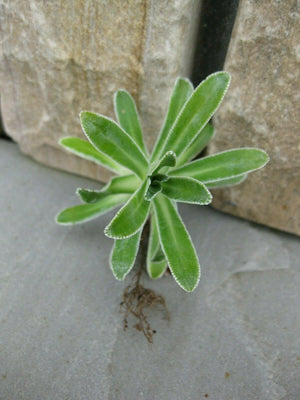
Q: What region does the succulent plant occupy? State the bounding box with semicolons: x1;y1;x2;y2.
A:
56;72;269;292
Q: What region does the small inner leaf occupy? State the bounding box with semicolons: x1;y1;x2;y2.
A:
150;151;176;175
144;174;169;201
150;174;168;183
144;181;162;201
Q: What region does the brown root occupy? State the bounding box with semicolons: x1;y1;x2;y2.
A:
119;270;169;343
119;220;169;344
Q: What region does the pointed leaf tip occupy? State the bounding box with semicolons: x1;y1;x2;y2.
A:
151;151;177;175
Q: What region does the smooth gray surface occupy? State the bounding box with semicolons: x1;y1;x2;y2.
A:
1;140;299;400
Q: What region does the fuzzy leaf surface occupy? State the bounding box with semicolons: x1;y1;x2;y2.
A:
151;78;193;162
159;72;230;158
176;123;214;167
80;111;148;179
161;176;212;205
153;195;200;292
110;230;142;280
56;194;129;225
147;216;167;279
205;174;247;188
114;90;147;155
151;245;165;263
144;181;162;201
150;151;176;175
170;148;269;183
77;174;140;203
105;180;151;239
59;137;127;174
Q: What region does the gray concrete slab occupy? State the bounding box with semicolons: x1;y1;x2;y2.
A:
1;140;299;400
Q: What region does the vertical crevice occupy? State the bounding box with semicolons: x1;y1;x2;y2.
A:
191;0;240;86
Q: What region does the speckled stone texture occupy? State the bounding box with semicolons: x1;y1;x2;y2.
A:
0;0;200;180
209;0;300;235
1;140;300;399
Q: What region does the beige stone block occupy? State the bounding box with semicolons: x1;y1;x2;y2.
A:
0;0;200;181
209;0;300;236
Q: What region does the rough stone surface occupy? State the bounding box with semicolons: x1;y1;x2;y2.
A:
209;0;300;236
139;0;200;151
1;140;300;399
0;0;200;182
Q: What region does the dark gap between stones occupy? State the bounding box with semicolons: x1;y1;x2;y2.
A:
191;0;240;86
190;0;240;159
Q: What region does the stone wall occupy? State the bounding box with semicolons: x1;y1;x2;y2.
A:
209;0;300;235
0;0;200;181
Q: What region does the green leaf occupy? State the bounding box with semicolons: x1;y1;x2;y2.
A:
153;195;200;292
161;176;212;205
149;174;168;183
77;174;140;203
110;230;142;280
104;180;151;239
159;72;230;159
176;123;215;167
144;173;169;201
151;245;165;263
55;194;129;225
205;174;247;189
170;148;269;183
147;216;167;279
114;90;148;156
151;78;193;162
144;180;162;201
59;137;128;175
150;151;176;175
80;111;148;179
